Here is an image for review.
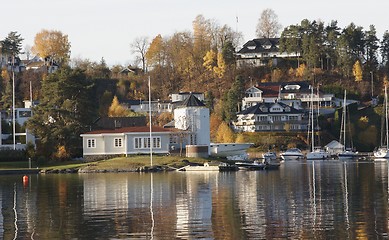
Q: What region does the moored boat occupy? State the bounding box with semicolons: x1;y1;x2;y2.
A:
280;148;304;161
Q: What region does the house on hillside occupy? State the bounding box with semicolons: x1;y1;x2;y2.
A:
234;102;307;132
242;81;335;111
0;100;35;150
236;38;300;68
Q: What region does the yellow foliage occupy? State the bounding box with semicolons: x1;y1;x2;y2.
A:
213;52;226;78
216;121;235;143
295;63;306;78
235;133;246;143
384;75;389;86
31;29;71;64
352;60;363;82
203;50;217;71
55;145;70;161
210;113;223;141
288;67;295;76
1;70;9;80
108;96;131;117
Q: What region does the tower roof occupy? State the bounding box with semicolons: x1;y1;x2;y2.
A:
180;94;205;107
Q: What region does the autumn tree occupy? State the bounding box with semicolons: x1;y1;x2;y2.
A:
32;29;71;66
108;96;127;117
256;8;282;38
353;60;363;82
146;34;165;68
216;121;235;143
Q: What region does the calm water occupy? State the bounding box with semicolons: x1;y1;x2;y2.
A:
0;160;389;239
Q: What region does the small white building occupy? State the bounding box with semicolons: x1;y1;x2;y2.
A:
80;126;180;161
324;140;344;155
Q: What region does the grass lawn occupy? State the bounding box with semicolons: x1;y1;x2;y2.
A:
0;155;219;171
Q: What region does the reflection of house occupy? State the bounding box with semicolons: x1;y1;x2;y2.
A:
236;38;300;68
234;102;307;132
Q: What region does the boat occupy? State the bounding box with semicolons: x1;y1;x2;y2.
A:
209;143;253;158
306;86;330;160
337;90;358;160
235;160;265;170
178;162;220;171
374;85;389;159
280;148;304;161
262;151;277;161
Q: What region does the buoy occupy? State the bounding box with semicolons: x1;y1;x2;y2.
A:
23;175;28;183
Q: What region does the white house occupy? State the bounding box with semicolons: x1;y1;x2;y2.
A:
234;102;307;132
81;94;211;160
80;126;181;161
0;100;35;150
236;38;300;68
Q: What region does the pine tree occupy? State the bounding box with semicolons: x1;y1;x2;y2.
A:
26;67;95;159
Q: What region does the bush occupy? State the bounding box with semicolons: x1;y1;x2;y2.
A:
0;149;27;161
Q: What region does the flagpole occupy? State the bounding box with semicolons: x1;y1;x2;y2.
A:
148;76;153;166
12;56;16;150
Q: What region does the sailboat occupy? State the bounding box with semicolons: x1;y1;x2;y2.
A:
374;85;389;159
337;90;358;160
306;85;330;160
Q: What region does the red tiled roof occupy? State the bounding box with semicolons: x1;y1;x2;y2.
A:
83;126;179;134
257;85;280;97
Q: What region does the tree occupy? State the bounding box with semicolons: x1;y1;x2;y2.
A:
31;29;71;66
0;31;24;59
381;31;389;71
256;8;282;38
108;96;129;117
26;67;95;159
216;121;235;143
353;60;363;82
131;36;149;73
146;34;165;68
364;25;379;72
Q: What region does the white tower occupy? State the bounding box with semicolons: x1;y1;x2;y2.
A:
174;94;210;155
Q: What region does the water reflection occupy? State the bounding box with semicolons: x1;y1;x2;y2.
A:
0;161;389;239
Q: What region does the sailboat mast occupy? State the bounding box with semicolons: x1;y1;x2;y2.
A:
385;85;388;148
343;90;347;149
311;86;314;151
148;76;153;166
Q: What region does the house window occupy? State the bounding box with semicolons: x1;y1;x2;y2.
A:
87;139;96;148
134;137;161;149
153;137;161;148
114;138;123;148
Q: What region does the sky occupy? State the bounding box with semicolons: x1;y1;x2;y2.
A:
2;0;389;66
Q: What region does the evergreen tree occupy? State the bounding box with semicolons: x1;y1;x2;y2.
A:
381;31;389;72
364;25;379;73
27;67;95;159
